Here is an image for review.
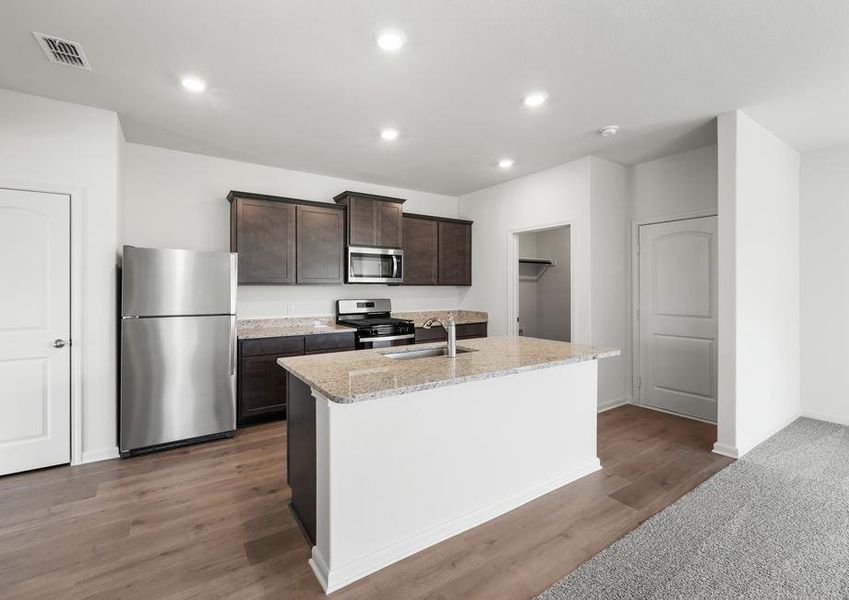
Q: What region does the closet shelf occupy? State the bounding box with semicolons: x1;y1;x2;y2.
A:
518;257;556;281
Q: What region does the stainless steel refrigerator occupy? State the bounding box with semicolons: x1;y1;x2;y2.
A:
120;246;237;456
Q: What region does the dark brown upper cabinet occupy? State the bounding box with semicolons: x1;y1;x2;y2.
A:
438;219;472;286
402;216;439;285
333;191;405;248
402;213;473;286
229;195;296;284
296;204;345;284
228;191;345;285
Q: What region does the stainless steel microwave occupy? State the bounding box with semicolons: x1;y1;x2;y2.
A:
347;246;404;284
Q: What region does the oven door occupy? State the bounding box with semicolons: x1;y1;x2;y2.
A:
348;247;404;284
357;333;415;350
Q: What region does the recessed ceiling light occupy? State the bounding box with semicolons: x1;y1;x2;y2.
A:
380;128;400;141
523;92;548;108
498;158;515;169
181;76;206;93
599;125;619;137
376;28;406;52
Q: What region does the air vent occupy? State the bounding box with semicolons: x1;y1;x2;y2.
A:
33;32;91;70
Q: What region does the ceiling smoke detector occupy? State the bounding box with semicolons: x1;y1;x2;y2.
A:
598;125;619;137
33;32;91;70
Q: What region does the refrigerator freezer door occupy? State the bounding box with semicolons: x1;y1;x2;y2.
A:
122;246;237;317
120;315;236;453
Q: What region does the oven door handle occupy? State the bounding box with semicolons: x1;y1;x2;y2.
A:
359;333;415;342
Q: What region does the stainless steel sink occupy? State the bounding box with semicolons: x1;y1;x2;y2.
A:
382;346;478;360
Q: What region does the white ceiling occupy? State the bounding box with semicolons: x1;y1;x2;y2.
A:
1;1;848;195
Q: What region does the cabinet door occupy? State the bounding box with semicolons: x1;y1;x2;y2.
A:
238;353;297;422
403;217;438;285
347;196;377;246
234;198;296;284
296;205;345;284
438;221;472;285
376;201;403;248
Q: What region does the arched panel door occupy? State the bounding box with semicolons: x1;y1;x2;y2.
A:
638;216;718;422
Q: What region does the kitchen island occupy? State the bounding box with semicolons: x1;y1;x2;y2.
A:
278;336;619;594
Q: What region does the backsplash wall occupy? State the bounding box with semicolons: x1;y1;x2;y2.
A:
238;284;471;319
121;142;469;317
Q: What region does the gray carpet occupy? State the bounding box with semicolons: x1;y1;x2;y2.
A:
537;418;849;599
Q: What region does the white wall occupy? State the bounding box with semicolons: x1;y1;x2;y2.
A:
716;110;801;457
630;145;718;220
589;158;629;410
460;157;592;341
800;144;849;425
459;156;630;409
121;143;467;317
0;89;122;462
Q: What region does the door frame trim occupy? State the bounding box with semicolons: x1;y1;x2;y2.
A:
1;180;85;466
507;220;576;339
630;209;718;418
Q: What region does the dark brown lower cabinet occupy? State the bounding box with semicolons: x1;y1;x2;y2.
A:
414;322;488;344
238;353;297;423
237;332;355;425
287;372;317;544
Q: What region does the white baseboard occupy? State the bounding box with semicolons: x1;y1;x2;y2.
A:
309;549;330;594
80;446;120;464
598;396;629;413
802;410;849;426
314;458;603;594
735;411;802;458
635;402;716;425
711;442;739;459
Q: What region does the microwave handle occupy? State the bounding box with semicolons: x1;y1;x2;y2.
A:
392;255;400;279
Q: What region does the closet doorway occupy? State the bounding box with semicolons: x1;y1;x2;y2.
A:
515;225;571;341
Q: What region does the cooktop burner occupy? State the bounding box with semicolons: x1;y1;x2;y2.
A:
337;316;412;328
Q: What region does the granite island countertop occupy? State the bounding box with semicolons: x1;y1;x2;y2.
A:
277;336;619;404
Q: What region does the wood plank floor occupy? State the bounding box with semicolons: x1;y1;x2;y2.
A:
0;405;732;600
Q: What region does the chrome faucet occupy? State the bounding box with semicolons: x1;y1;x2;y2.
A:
423;313;457;357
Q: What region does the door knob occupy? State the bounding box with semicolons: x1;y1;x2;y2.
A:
53;339;68;348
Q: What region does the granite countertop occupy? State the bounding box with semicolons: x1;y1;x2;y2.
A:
237;309;488;339
237;317;355;339
277;336;620;404
392;310;488;327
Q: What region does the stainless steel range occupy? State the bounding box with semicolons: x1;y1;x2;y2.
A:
335;298;415;349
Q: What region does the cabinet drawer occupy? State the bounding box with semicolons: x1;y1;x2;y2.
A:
304;332;356;354
457;322;487;339
240;336;305;357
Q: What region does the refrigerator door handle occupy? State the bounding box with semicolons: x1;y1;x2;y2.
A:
229;316;237;376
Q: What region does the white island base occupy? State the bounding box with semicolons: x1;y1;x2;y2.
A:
308;359;601;594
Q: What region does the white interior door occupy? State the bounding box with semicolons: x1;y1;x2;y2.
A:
0;189;71;475
638;216;717;422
